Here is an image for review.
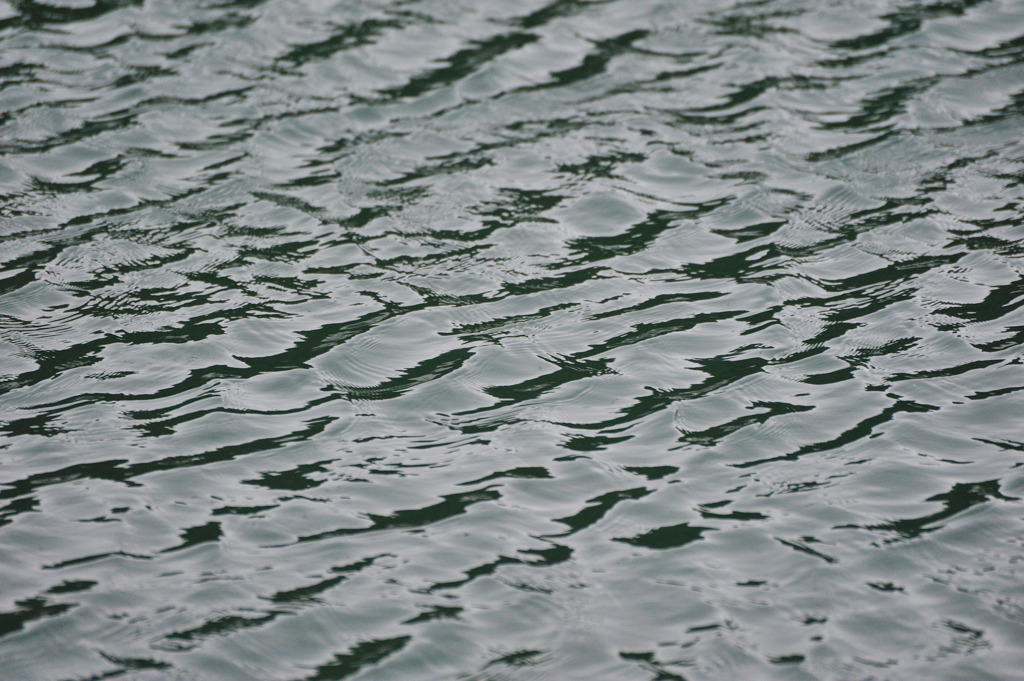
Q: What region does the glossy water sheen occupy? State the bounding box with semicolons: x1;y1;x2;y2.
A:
2;0;1024;679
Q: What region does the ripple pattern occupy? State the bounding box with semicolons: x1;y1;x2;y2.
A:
2;0;1024;679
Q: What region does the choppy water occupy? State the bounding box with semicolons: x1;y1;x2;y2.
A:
2;0;1024;679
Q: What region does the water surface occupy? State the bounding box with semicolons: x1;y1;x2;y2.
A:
2;0;1024;679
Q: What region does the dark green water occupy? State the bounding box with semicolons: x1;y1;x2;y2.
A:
2;0;1024;679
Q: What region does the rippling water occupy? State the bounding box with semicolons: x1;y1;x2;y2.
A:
2;0;1024;678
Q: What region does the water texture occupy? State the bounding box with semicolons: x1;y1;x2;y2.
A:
2;0;1024;678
